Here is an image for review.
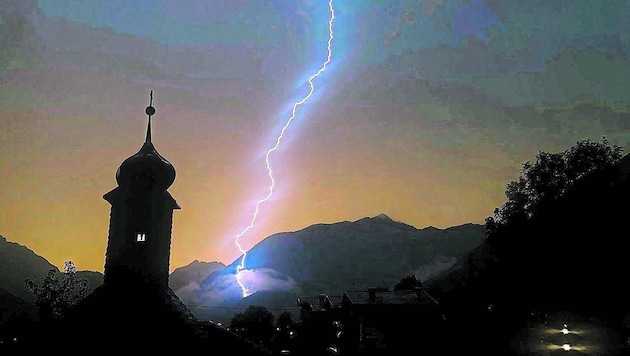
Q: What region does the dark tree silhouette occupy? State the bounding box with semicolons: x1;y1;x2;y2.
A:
275;311;295;332
393;274;422;291
229;305;275;349
426;137;629;356
272;311;296;354
487;137;622;229
24;261;88;321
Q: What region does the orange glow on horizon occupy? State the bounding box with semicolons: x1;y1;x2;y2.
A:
1;69;531;274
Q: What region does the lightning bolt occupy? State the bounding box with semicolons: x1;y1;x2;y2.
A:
234;0;335;298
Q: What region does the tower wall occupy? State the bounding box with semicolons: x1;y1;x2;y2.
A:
103;187;179;287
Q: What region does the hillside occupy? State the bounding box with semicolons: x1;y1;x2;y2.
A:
218;214;484;293
0;235;59;304
0;235;104;313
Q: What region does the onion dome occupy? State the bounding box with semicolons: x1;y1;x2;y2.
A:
115;92;176;190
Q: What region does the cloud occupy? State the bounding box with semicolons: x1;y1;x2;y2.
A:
412;255;457;281
297;9;312;24
34;16;264;83
383;39;520;80
348;31;630;108
0;1;42;74
176;268;300;307
485;0;630;62
401;11;416;25
452;0;499;43
238;268;300;294
422;0;447;18
466;47;630;106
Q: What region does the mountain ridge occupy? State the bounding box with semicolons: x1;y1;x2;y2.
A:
182;215;486;324
0;235;59;304
1;215;486;326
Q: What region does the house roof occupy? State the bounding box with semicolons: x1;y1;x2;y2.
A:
328;295;344;308
343;289;438;306
297;294;344;312
297;296;322;311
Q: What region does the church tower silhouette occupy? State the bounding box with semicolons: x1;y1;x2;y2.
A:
103;91;180;288
42;93;272;354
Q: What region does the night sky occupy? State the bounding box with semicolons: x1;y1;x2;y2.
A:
2;0;630;273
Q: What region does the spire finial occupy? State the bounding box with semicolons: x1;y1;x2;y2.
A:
145;90;155;144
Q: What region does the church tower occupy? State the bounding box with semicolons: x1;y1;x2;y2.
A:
103;91;180;288
54;92;269;354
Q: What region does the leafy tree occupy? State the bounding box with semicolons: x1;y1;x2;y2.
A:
63;260;77;274
272;311;296;353
275;311;295;332
229;305;275;349
488;137;623;229
25;260;88;321
393;274;423;291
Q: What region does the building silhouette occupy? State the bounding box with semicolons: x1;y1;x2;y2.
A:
102;91;179;289
50;93;270;354
53;93;198;348
295;288;444;355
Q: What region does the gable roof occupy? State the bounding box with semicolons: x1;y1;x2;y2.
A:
343;289;438;307
297;294;344;312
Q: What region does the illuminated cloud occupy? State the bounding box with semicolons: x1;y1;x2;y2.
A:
176;268;300;307
235;268;301;294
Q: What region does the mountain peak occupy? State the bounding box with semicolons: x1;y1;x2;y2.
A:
373;213;392;221
345;213;419;232
354;213;394;224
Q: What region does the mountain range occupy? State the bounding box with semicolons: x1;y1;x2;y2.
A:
1;215;485;325
0;235;103;305
173;214;486;324
4;152;630;354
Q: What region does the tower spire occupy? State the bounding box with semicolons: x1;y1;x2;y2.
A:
145;90;155;144
115;90;175;190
